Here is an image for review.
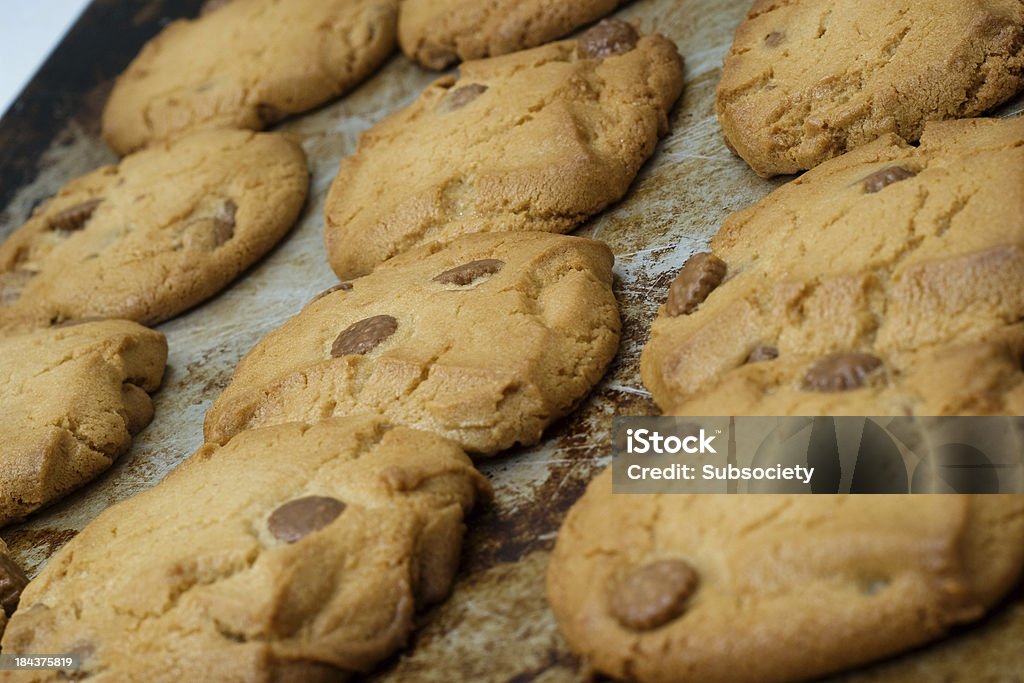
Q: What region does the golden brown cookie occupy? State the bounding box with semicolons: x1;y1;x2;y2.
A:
0;320;166;526
642;117;1024;416
0;129;308;328
1;417;488;682
205;232;620;454
829;587;1024;681
716;0;1024;176
548;468;1024;683
324;20;683;278
399;0;626;70
102;0;398;154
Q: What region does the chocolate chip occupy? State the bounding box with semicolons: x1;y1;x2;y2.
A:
0;270;35;305
610;559;699;631
433;259;504;286
862;577;891;595
0;554;29;617
666;252;727;316
309;282;353;304
214;200;237;246
578;19;640;60
331;315;398;357
443;84;488;112
267;496;346;544
862;166;916;194
803;352;883;392
747;345;779;363
765;31;784;47
48;199;102;233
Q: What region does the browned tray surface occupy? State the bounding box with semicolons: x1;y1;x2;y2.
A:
1;0;1022;680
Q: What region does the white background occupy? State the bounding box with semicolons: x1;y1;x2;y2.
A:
0;1;93;116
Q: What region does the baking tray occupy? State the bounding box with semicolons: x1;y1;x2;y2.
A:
1;0;1022;680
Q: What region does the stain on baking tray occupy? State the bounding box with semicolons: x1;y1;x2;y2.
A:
178;343;235;399
1;528;77;577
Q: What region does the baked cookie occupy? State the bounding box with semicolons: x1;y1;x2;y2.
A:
0;538;29;638
641;117;1024;416
548;468;1024;683
205;232;620;454
0;319;166;526
830;590;1024;681
716;0;1024;177
399;0;626;70
324;20;683;278
1;417;488;682
0;129;307;328
101;0;398;154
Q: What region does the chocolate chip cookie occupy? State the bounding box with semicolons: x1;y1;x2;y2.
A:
399;0;626;70
1;417;487;682
0;319;166;526
323;20;683;278
642;117;1024;416
0;129;308;328
205;232;620;454
717;0;1024;176
102;0;398;154
548;468;1024;683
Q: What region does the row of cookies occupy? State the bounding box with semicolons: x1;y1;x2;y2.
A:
0;4;687;681
0;232;626;680
0;0;374;648
548;113;1024;681
102;0;636;153
0;130;310;526
545;0;1024;676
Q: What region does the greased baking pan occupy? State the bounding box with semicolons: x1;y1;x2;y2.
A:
1;0;1022;680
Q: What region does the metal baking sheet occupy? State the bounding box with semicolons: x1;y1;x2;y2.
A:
1;0;1022;680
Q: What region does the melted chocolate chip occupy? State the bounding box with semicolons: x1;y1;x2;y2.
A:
610;559;699;631
666;252;727;316
862;166;916;194
747;345;779;363
310;282;353;304
765;31;784;47
433;259;504;286
331;315;398;357
578;19;640;60
0;554;29;616
803;352;883;392
214;199;237;246
48;199;102;233
268;496;346;543
443;84;488;112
